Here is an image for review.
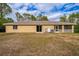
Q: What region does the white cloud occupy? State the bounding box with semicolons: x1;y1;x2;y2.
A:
7;3;79;21
64;10;79;15
48;12;63;18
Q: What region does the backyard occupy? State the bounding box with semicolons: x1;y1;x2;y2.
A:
0;33;79;56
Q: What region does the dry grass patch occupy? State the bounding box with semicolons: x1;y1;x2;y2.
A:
0;33;79;56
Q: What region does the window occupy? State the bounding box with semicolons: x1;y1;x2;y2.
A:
54;25;62;31
64;25;72;29
59;25;62;29
36;25;42;32
13;25;17;30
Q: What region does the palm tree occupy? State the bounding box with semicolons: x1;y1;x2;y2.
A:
0;3;12;18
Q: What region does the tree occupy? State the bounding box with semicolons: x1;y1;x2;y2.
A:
0;18;13;26
60;13;79;33
0;3;12;18
0;18;13;32
16;12;24;22
68;13;76;23
40;16;48;21
23;13;36;21
23;13;31;21
60;13;79;23
0;3;13;32
30;15;36;21
74;24;79;33
0;3;13;26
37;16;48;21
60;15;67;22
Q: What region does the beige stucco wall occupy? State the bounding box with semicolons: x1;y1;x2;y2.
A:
5;25;36;33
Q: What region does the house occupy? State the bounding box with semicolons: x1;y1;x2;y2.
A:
3;21;76;33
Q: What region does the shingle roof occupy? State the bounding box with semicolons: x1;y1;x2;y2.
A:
3;21;76;25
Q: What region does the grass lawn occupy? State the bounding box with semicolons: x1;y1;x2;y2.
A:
0;33;79;56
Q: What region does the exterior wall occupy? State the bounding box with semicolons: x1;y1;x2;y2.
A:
72;25;74;33
5;25;74;33
5;25;36;33
18;26;36;32
5;26;16;33
62;25;64;33
5;25;55;33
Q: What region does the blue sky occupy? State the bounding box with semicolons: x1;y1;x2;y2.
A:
6;3;79;21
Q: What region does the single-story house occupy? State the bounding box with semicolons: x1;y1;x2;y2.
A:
3;21;76;33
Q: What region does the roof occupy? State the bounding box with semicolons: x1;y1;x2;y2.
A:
3;21;76;26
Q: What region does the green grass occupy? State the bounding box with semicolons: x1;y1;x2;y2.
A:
0;33;79;56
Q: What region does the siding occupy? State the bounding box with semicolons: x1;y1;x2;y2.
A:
5;25;74;33
6;25;36;33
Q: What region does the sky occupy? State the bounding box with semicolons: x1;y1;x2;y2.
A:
6;3;79;21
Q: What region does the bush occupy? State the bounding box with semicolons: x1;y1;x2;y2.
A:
0;18;13;32
74;24;79;33
0;26;5;32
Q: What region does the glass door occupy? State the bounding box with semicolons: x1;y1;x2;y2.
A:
36;25;42;32
54;25;59;31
